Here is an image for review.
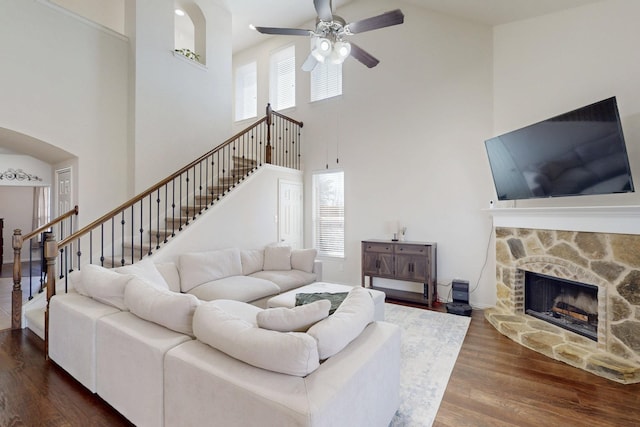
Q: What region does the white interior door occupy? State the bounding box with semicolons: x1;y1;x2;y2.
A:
56;167;72;217
278;180;303;248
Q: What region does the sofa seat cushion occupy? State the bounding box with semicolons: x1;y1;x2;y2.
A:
178;248;243;292
250;270;316;293
124;277;200;336
187;275;280;302
193;301;320;377
307;287;375;359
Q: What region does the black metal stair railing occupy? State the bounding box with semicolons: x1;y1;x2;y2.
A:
39;105;302;351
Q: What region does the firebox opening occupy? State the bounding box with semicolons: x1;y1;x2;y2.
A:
524;271;598;341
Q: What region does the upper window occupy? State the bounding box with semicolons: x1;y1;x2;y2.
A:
269;45;296;111
310;54;343;102
312;170;345;258
235;62;257;121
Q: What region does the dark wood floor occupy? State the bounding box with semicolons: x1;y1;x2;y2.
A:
1;306;639;426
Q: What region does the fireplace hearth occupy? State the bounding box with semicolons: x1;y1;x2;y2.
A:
485;226;640;384
524;271;598;341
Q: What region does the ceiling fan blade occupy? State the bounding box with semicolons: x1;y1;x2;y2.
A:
254;26;312;36
349;42;379;68
302;53;319;72
345;9;404;34
314;0;333;22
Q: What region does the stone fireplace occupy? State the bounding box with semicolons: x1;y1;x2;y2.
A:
485;208;640;384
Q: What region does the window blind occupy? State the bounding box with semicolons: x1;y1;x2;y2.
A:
310;59;342;102
312;170;344;258
269;45;296;111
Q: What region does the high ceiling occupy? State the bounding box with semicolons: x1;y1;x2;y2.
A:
231;0;606;52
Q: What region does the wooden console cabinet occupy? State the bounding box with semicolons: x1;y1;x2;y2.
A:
361;239;437;307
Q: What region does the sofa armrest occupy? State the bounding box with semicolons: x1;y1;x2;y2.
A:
312;260;323;281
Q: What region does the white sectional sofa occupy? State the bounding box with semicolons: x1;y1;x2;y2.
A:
176;246;321;306
48;249;401;427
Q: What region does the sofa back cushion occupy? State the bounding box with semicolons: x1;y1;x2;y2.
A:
193;301;320;377
290;248;317;273
307;287;375;359
262;245;292;271
240;249;264;275
178;248;242;292
115;258;170;290
154;261;182;293
124;277;200;336
80;264;134;310
256;299;330;332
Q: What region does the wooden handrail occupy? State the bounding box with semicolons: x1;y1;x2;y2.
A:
22;206;79;242
58;117;269;249
39;105;303;355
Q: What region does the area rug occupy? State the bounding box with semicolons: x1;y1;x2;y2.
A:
384;303;471;426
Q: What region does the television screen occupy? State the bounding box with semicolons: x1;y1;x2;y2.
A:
485;97;634;201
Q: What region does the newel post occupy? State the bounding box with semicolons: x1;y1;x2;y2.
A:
43;233;57;359
11;229;23;330
266;103;273;164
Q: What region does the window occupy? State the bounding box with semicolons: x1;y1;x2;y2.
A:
235;62;257;121
310;44;343;102
269;45;295;111
312;170;344;258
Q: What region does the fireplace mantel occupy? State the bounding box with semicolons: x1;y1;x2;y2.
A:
486;205;640;235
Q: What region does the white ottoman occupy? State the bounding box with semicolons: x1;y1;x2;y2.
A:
267;282;386;321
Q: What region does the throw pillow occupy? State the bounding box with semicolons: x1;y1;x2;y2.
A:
306;287;375;359
193;302;320;377
178;248;242;292
263;245;292;271
115;258;170;290
290;248;317;273
81;264;134;310
124;277;200;336
257;299;331;332
240;249;264;275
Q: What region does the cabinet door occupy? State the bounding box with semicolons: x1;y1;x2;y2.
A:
363;252;394;277
396;254;429;282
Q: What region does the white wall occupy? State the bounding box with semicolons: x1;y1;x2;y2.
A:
151;166;302;263
0;187;35;264
234;0;496;307
130;0;233;192
0;0;129;227
0;0;234;231
493;0;640;208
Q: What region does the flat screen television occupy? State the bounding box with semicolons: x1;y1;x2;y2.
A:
485;97;634;201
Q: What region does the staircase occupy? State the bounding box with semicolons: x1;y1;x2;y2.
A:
12;105;303;346
101;155;260;268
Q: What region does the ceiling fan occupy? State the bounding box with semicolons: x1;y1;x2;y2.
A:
254;0;404;71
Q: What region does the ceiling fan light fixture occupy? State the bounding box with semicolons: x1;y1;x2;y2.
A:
330;41;351;64
316;37;332;55
311;48;327;63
